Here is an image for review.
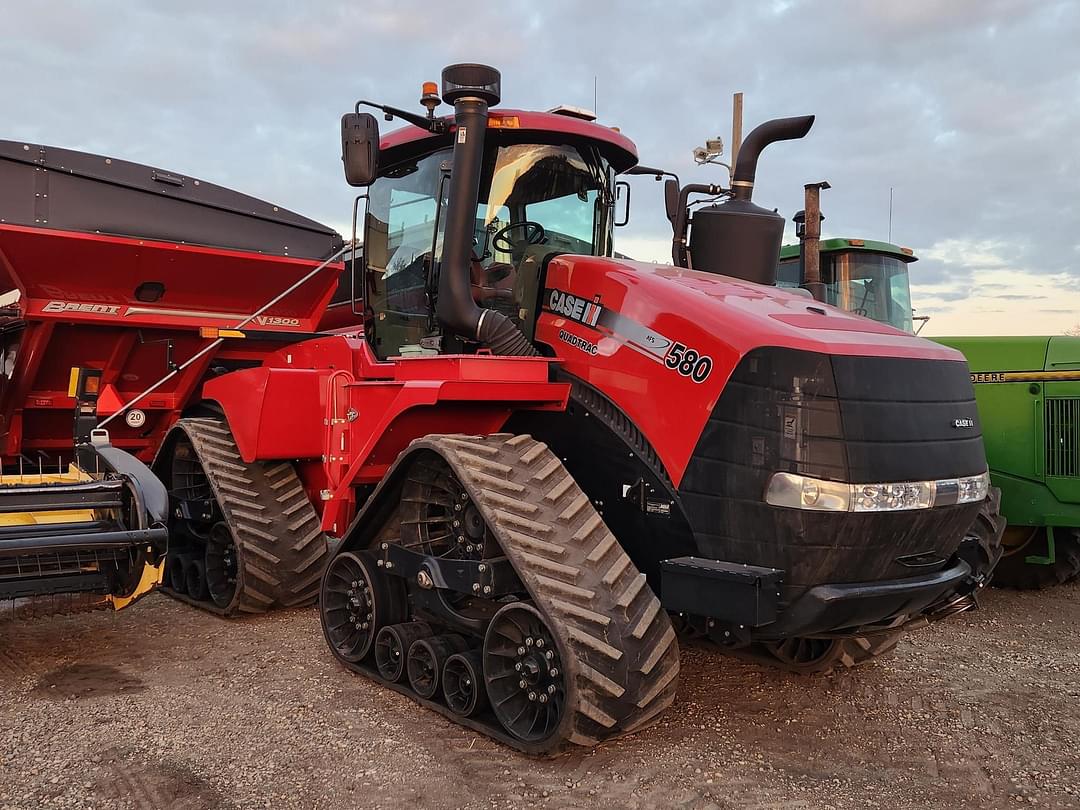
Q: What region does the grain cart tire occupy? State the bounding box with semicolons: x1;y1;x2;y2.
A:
156;417;331;615
992;528;1080;590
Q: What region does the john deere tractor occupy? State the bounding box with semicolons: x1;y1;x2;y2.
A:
934;336;1080;588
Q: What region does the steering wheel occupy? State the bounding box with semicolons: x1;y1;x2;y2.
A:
492;221;546;253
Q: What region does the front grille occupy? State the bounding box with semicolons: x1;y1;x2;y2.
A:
1046;397;1080;477
679;347;985;591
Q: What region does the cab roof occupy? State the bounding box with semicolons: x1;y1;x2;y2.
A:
378;108;638;173
779;237;918;263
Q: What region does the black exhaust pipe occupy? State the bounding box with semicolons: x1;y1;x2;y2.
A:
730;115;815;201
435;64;537;357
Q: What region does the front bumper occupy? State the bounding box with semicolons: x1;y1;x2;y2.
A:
660;553;974;639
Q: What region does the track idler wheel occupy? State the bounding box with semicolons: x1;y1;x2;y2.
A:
321;552;406;663
483;603;567;745
407;634;469;699
375;622;432;683
185;559;210;602
168;554;190;594
205;522;239;609
443;650;489;717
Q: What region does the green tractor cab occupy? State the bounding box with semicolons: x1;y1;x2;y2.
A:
777;238;919;333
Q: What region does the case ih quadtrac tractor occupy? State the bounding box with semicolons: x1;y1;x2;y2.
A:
1;63;997;753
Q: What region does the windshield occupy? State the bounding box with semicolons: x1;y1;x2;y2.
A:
362;140;612;358
829;253;914;333
777;252;914;333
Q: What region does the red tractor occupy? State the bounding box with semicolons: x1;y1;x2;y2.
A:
0;63;997;753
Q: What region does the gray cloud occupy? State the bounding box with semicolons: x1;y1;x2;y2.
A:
2;0;1077;301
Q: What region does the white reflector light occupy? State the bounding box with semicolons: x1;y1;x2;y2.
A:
765;471;990;512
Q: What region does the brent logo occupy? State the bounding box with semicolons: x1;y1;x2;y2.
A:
952;418;975;429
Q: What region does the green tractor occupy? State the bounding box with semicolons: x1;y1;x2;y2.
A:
934;336;1080;588
775;234;1079;589
777;237;920;333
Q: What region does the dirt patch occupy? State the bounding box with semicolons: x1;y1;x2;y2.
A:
32;663;146;700
94;749;230;810
2;586;1079;809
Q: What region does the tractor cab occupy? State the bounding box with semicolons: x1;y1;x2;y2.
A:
777;238;918;333
340;73;636;360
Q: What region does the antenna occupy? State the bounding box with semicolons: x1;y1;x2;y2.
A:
731;91;743;178
593;75;597;117
888;187;894;242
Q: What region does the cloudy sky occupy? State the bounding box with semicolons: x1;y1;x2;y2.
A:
3;0;1078;335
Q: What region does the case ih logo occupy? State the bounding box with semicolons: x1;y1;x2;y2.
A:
545;289;601;327
43;300;121;315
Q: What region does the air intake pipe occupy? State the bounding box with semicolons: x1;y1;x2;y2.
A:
685;115;815;285
730;115;815;202
435;63;537;357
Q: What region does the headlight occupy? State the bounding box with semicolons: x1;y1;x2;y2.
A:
765;471;990;512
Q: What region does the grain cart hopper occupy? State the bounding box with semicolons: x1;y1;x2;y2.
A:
0;138;344;614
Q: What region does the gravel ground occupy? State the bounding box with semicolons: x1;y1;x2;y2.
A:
2;582;1078;810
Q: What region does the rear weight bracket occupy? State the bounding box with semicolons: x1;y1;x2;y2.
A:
376;542;523;598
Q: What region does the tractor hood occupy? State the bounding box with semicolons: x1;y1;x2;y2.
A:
544;257;964;363
535;255;973;486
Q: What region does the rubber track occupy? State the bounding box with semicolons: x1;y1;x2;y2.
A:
164;418;330;615
399;434;681;752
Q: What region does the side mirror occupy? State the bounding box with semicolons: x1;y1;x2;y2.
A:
341;112;380;186
664;179;680;228
614;180;631;227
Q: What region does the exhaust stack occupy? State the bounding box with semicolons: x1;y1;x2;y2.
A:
730;115;815;202
435;63;537;356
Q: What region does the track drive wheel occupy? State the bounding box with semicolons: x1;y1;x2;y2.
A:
320;552;406;663
484;602;569;745
758;632;902;675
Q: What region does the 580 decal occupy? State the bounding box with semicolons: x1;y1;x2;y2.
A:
664;342;712;383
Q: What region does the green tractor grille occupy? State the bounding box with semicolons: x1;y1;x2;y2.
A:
1046;397;1080;478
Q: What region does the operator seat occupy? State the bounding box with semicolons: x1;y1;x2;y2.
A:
470;257;518;318
512;244;560;335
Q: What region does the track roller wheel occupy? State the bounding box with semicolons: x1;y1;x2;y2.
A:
407;634;469;699
185;559;210;602
205;522;239;609
167;554;189;594
321;552;406;663
375;622;432;683
443;651;489;718
484;603;567;745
